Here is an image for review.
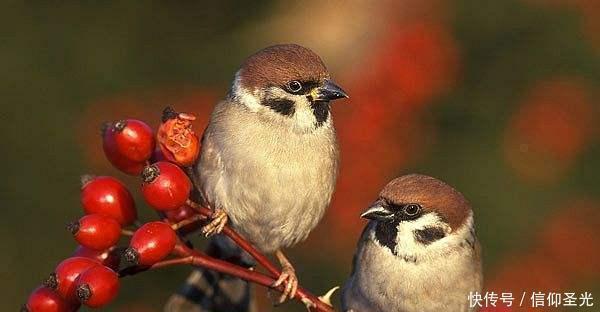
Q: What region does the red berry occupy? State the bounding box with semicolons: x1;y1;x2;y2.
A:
165;205;201;233
68;214;121;250
141;162;192;211
74;266;119;308
43;257;99;304
81;175;137;225
102;119;155;175
73;245;121;270
124;221;177;266
24;286;74;312
105;151;145;175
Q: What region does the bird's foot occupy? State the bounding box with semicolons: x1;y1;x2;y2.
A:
272;263;298;304
271;250;298;304
201;209;228;237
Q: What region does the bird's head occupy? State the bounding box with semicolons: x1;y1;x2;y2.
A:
231;44;347;132
361;174;476;261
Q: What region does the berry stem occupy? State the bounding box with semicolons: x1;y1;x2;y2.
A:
121;229;134;236
170;214;205;231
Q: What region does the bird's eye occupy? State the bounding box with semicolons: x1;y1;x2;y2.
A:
287;80;303;93
404;204;421;216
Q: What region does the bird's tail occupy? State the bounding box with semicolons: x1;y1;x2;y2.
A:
164;235;257;312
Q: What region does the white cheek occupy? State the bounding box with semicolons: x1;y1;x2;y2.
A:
393;213;447;254
265;87;319;129
390;211;474;262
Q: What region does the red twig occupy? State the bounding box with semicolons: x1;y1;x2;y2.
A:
172;243;283;290
184;199;334;312
119;243;290;296
118;256;193;277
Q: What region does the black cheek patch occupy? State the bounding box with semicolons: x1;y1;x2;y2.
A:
262;98;295;116
414;227;446;245
311;100;330;127
374;221;400;255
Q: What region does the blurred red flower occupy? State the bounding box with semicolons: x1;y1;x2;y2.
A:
538;199;600;279
347;21;460;112
486;198;600;309
504;77;595;184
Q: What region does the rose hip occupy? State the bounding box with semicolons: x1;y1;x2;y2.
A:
75;266;119;308
44;257;100;303
157;107;201;167
124;221;177;266
24;286;75;312
67;214;121;251
141;162;192;211
102;119;155;175
81;175;137;225
104;151;145;175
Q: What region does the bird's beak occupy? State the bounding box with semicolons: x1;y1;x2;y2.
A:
361;202;394;221
312;79;348;102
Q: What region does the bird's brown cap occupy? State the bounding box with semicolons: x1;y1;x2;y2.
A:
237;44;329;90
379;174;471;231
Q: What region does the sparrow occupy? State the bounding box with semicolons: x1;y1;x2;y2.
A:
342;174;483;312
194;44;347;302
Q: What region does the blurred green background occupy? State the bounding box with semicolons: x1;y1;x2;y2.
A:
2;1;598;311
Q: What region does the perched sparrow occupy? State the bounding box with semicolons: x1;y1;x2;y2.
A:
194;44;347;302
342;174;483;312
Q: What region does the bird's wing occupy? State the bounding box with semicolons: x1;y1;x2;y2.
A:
342;223;373;311
187;124;211;205
194;121;226;210
349;224;373;276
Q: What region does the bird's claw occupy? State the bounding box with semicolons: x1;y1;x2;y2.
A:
271;264;298;304
201;209;228;237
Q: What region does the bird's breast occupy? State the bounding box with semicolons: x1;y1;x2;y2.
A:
346;227;482;312
199;103;339;253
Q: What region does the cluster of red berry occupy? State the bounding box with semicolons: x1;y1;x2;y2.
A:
23;108;201;311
